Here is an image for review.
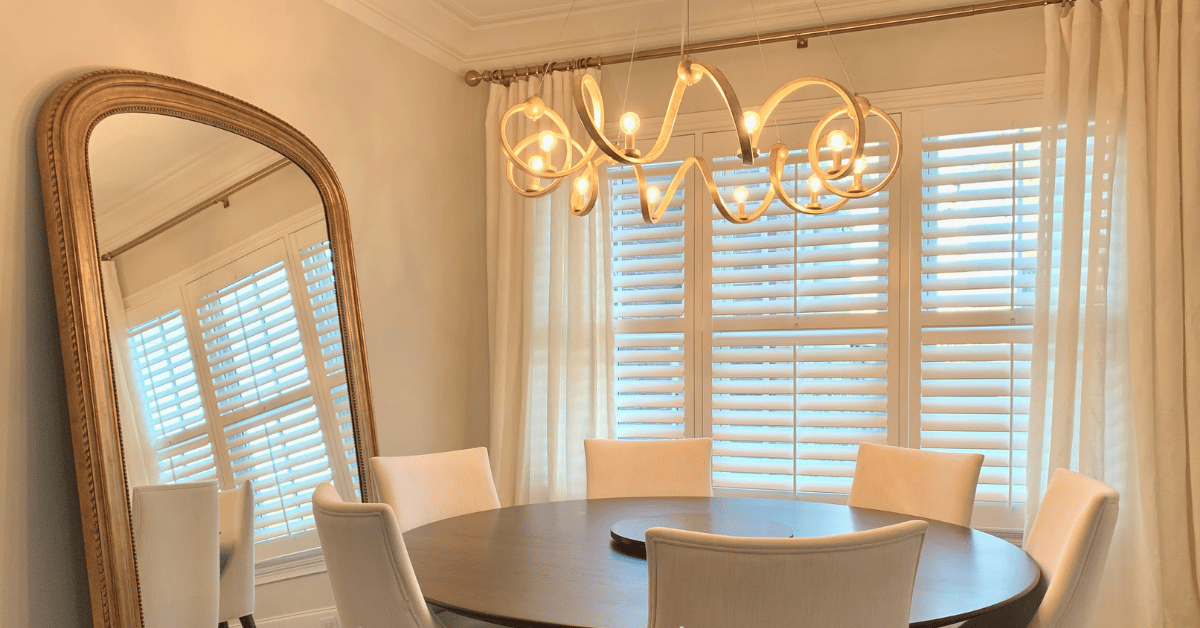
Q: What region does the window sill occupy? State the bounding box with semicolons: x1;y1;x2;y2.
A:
255;547;326;585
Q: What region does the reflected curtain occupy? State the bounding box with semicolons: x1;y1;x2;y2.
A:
100;260;160;488
1028;1;1200;625
485;68;616;506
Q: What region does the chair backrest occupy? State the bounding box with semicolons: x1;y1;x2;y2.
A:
848;442;985;527
132;481;220;628
646;520;928;628
1024;468;1119;628
312;482;439;628
218;480;254;622
584;438;713;499
370;447;501;532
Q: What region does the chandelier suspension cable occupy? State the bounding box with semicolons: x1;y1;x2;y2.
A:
621;4;644;117
811;0;857;94
538;0;580;97
747;0;783;144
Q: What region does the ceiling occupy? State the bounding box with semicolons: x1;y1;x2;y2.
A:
322;0;982;75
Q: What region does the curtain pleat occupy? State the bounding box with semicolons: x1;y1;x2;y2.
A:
485;69;615;506
1030;1;1200;625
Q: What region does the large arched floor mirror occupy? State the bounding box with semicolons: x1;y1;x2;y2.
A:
36;70;378;628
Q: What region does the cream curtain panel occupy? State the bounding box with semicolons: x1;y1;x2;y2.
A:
1029;1;1200;625
485;68;616;506
101;260;160;488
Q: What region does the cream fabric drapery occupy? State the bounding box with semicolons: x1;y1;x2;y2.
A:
484;69;616;506
101;260;160;488
1029;1;1200;625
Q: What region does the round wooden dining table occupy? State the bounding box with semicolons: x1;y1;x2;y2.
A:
404;496;1040;628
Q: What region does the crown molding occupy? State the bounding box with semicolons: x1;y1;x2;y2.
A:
323;0;980;74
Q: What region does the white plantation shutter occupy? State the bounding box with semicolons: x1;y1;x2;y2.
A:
610;138;696;440
297;234;359;498
192;251;332;546
129;310;216;483
918;120;1039;526
704;120;896;497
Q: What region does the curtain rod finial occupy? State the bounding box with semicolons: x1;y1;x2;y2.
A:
465;70;484;86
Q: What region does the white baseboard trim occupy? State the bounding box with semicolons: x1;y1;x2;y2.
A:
256;606;339;628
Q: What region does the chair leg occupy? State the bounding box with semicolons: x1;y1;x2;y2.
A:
238;615;256;628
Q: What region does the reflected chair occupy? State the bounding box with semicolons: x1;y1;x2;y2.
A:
311;483;499;628
132;481;220;628
963;468;1119;628
369;448;501;533
218;481;255;628
584;437;712;499
848;442;985;527
645;520;929;628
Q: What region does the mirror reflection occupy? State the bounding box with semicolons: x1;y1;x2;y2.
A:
89;113;360;626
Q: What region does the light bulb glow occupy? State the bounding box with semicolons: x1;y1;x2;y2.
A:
646;186;661;203
539;131;557;152
620;112;641;135
574;177;590;195
854;157;869;174
529;155;545;171
808;175;822;192
827;130;849;152
743;111;760;134
733;186;749;203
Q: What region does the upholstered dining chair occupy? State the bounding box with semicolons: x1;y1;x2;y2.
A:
311;483;498;628
218;481;255;628
645;519;929;628
584;437;713;499
132;481;220;628
963;468;1119;628
369;447;501;533
848;442;985;527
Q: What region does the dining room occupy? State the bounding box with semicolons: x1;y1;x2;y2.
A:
1;1;1196;628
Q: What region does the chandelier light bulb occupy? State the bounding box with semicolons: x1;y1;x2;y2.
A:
808;175;822;192
646;185;661;204
529;155;546;171
539;130;557;152
620;112;641;135
806;175;823;210
574;176;590;195
743;111;760;134
827;130;849;152
733;186;749;203
854;156;869;174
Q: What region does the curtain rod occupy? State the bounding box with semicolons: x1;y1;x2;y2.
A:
101;158;292;261
464;0;1064;86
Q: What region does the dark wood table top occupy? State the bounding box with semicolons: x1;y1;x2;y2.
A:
404;496;1040;628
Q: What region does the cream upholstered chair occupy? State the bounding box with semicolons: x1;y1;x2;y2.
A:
312;483;497;628
218;481;255;628
960;469;1119;628
369;447;501;533
131;481;220;628
645;519;928;628
584;437;713;499
848;442;985;527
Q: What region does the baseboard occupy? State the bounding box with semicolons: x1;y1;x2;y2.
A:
256;607;339;628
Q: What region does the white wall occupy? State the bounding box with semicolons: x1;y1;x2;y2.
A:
0;0;488;626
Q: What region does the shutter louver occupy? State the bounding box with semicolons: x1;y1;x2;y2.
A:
300;240;358;497
919;126;1039;515
706;127;892;498
129;310;216;483
611;157;692;440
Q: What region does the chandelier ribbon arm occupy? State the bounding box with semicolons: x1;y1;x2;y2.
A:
499;100;600;181
632;156;777;224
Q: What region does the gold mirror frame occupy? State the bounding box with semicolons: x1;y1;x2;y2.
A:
35;69;379;628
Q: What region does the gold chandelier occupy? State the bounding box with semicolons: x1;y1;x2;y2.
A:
497;6;902;225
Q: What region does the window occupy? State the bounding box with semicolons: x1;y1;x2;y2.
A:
609;100;1039;529
126;217;355;557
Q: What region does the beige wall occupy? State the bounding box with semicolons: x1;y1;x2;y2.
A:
601;8;1044;116
0;0;488;625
